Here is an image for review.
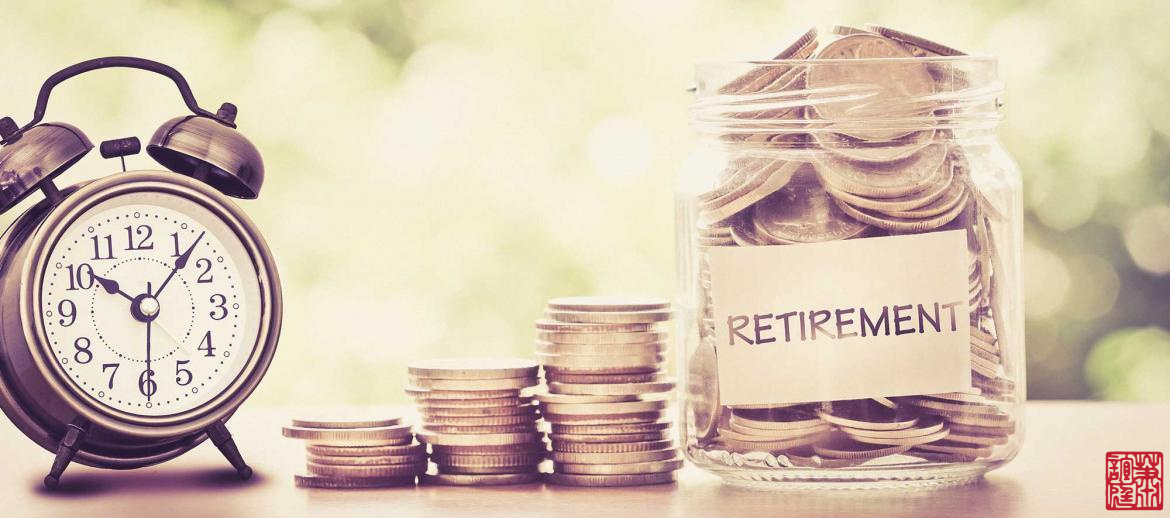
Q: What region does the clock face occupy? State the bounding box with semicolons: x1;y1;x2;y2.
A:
37;190;264;418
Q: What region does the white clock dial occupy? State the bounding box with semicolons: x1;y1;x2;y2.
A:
38;191;263;417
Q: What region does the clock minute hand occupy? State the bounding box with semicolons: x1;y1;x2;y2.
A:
91;273;134;302
153;231;205;298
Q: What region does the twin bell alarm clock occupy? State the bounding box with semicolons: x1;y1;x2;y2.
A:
0;57;282;489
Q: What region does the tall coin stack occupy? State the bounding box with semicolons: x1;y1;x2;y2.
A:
282;415;426;489
536;296;683;487
407;358;546;486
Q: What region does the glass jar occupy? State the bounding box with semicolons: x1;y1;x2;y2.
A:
676;51;1023;488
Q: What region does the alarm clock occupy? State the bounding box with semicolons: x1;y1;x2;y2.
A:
0;57;281;490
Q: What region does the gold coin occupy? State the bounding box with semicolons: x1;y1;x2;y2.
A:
422;413;539;426
939;411;1014;428
306;443;426;458
906;448;979;463
407;357;539;380
414;396;533;409
294;473;416;489
542;411;665;425
420;403;538;418
812;433;912;460
536;331;668;345
844;426;950;448
729;408;824;432
283;423;414;442
948;421;1016;436
817;400;919;431
834;192;967;233
437;464;541;475
969;355;1001;379
717;28;817;96
551;439;675;454
823;164;952;213
307;452;428;466
687;342;721;442
543;363;662;375
700;161;804;225
548;379;676;397
865;24;966;57
416;430;543;447
548;448;678;465
913;439;992;458
816;143;948;199
430;443;547;455
923;391;988;404
420;472;541;486
720;432;826;454
405;387;525;400
550;431;671;444
544;308;673;324
900;397;1005;416
881;180;967;220
838;415;947;441
540;399;668;416
554;458;683;476
549;420;672;435
544;471;677;487
831;24;875;37
546;296;671;313
536;341;666;356
750;170;871;243
534;319;666;334
805;33;934;141
423;423;537;435
409;376;539;391
536;392;640;404
291;416;404;430
718;426;827;444
430;451;546;467
307;462;428;478
727;420;830;440
544;371;662;384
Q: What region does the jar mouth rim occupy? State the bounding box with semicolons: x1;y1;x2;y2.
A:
695;55;997;67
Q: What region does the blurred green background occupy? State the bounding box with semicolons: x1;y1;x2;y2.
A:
1;0;1168;404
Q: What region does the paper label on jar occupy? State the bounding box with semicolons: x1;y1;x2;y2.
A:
707;230;971;406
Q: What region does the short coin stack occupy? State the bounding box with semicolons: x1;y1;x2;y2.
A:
282;415;425;489
407;358;546;486
536;296;683;487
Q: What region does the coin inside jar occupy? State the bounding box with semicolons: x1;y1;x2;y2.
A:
751;168;870;243
805;33;935;141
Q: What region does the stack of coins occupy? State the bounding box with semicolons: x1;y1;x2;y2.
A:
536;296;683;487
282;415;425;489
686;25;1020;472
407;358;545;486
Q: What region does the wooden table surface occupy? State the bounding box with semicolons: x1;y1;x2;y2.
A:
4;401;1167;518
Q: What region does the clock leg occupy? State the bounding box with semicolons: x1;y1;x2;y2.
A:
206;420;253;481
44;420;90;490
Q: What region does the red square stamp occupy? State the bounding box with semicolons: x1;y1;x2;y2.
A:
1107;452;1163;510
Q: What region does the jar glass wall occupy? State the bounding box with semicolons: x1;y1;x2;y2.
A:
676;53;1024;489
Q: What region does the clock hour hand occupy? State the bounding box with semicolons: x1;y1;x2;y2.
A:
153;230;205;298
90;273;134;302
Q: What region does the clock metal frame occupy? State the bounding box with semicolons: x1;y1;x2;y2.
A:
0;171;281;469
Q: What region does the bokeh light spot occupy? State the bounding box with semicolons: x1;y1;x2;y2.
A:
1124;204;1170;275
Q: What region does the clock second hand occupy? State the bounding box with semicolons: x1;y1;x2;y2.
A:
144;282;153;402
